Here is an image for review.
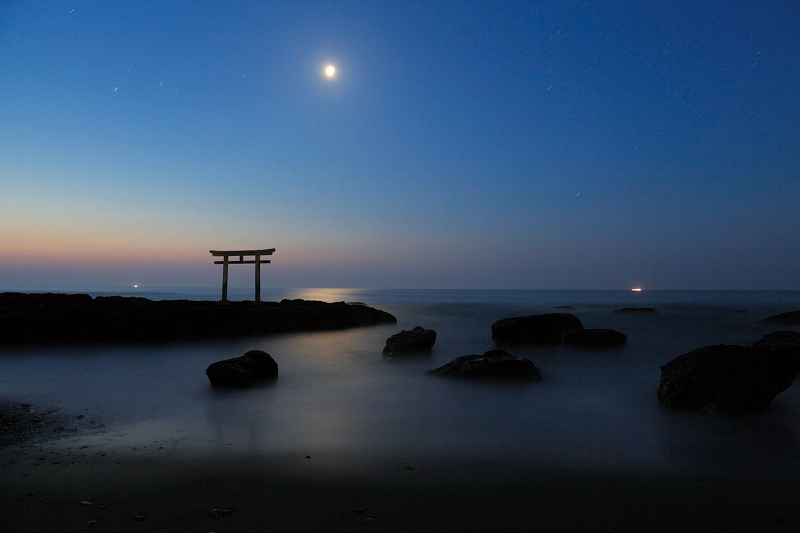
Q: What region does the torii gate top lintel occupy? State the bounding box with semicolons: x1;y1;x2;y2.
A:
210;248;276;303
210;248;276;258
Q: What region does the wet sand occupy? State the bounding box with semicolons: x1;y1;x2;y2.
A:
2;432;798;532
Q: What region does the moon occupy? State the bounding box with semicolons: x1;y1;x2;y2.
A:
324;64;336;78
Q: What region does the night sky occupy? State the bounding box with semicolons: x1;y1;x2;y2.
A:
2;1;799;289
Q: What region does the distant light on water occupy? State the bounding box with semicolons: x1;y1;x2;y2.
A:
631;287;642;292
133;284;139;288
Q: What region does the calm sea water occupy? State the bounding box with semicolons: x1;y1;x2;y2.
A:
2;288;799;480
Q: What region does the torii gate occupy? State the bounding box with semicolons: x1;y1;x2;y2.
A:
210;248;275;303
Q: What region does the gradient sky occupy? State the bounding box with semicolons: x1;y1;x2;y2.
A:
2;1;799;290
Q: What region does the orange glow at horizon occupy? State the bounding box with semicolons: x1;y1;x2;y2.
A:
0;232;206;268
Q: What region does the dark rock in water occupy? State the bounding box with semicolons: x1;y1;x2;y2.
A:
761;310;800;325
426;349;542;381
383;326;436;356
206;350;278;388
753;331;800;349
491;313;583;344
0;292;396;344
564;328;627;348
614;307;656;314
657;343;800;414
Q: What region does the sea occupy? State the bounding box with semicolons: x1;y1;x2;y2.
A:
2;287;799;482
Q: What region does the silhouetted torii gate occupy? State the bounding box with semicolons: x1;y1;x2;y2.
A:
210;248;275;303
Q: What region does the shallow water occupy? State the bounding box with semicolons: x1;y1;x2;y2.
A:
1;289;799;480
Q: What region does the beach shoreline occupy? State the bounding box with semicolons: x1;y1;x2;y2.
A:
3;288;799;531
2;427;799;532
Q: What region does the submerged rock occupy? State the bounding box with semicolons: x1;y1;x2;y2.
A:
564;328;627;348
426;349;542;381
657;339;800;414
614;307;656;314
206;350;278;388
383;326;437;356
491;313;583;344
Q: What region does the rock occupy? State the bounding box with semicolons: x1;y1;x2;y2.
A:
657;343;800;414
614;307;656;314
206;350;278;388
383;326;436;356
761;310;800;325
426;349;542;381
0;292;397;344
491;313;583;344
753;331;800;349
564;328;627;347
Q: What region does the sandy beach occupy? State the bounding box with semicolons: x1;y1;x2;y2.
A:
2;420;798;533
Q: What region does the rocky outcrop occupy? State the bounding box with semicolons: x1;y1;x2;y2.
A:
753;330;800;349
383;326;436;356
564;328;627;347
657;335;800;413
426;349;542;381
491;313;583;344
0;293;397;344
761;310;800;325
614;307;656;314
206;350;278;388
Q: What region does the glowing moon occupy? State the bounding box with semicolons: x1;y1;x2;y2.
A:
324;64;336;78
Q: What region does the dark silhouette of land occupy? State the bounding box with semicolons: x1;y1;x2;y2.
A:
0;292;396;344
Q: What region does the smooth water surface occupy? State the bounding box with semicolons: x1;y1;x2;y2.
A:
1;289;799;480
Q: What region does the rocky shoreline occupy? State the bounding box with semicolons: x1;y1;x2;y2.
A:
0;292;397;344
0;399;99;448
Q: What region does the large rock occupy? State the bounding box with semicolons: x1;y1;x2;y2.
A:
383;326;436;356
761;310;800;325
491;313;583;344
0;293;397;344
657;338;800;414
753;330;800;349
426;349;542;381
206;350;278;388
564;328;627;348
